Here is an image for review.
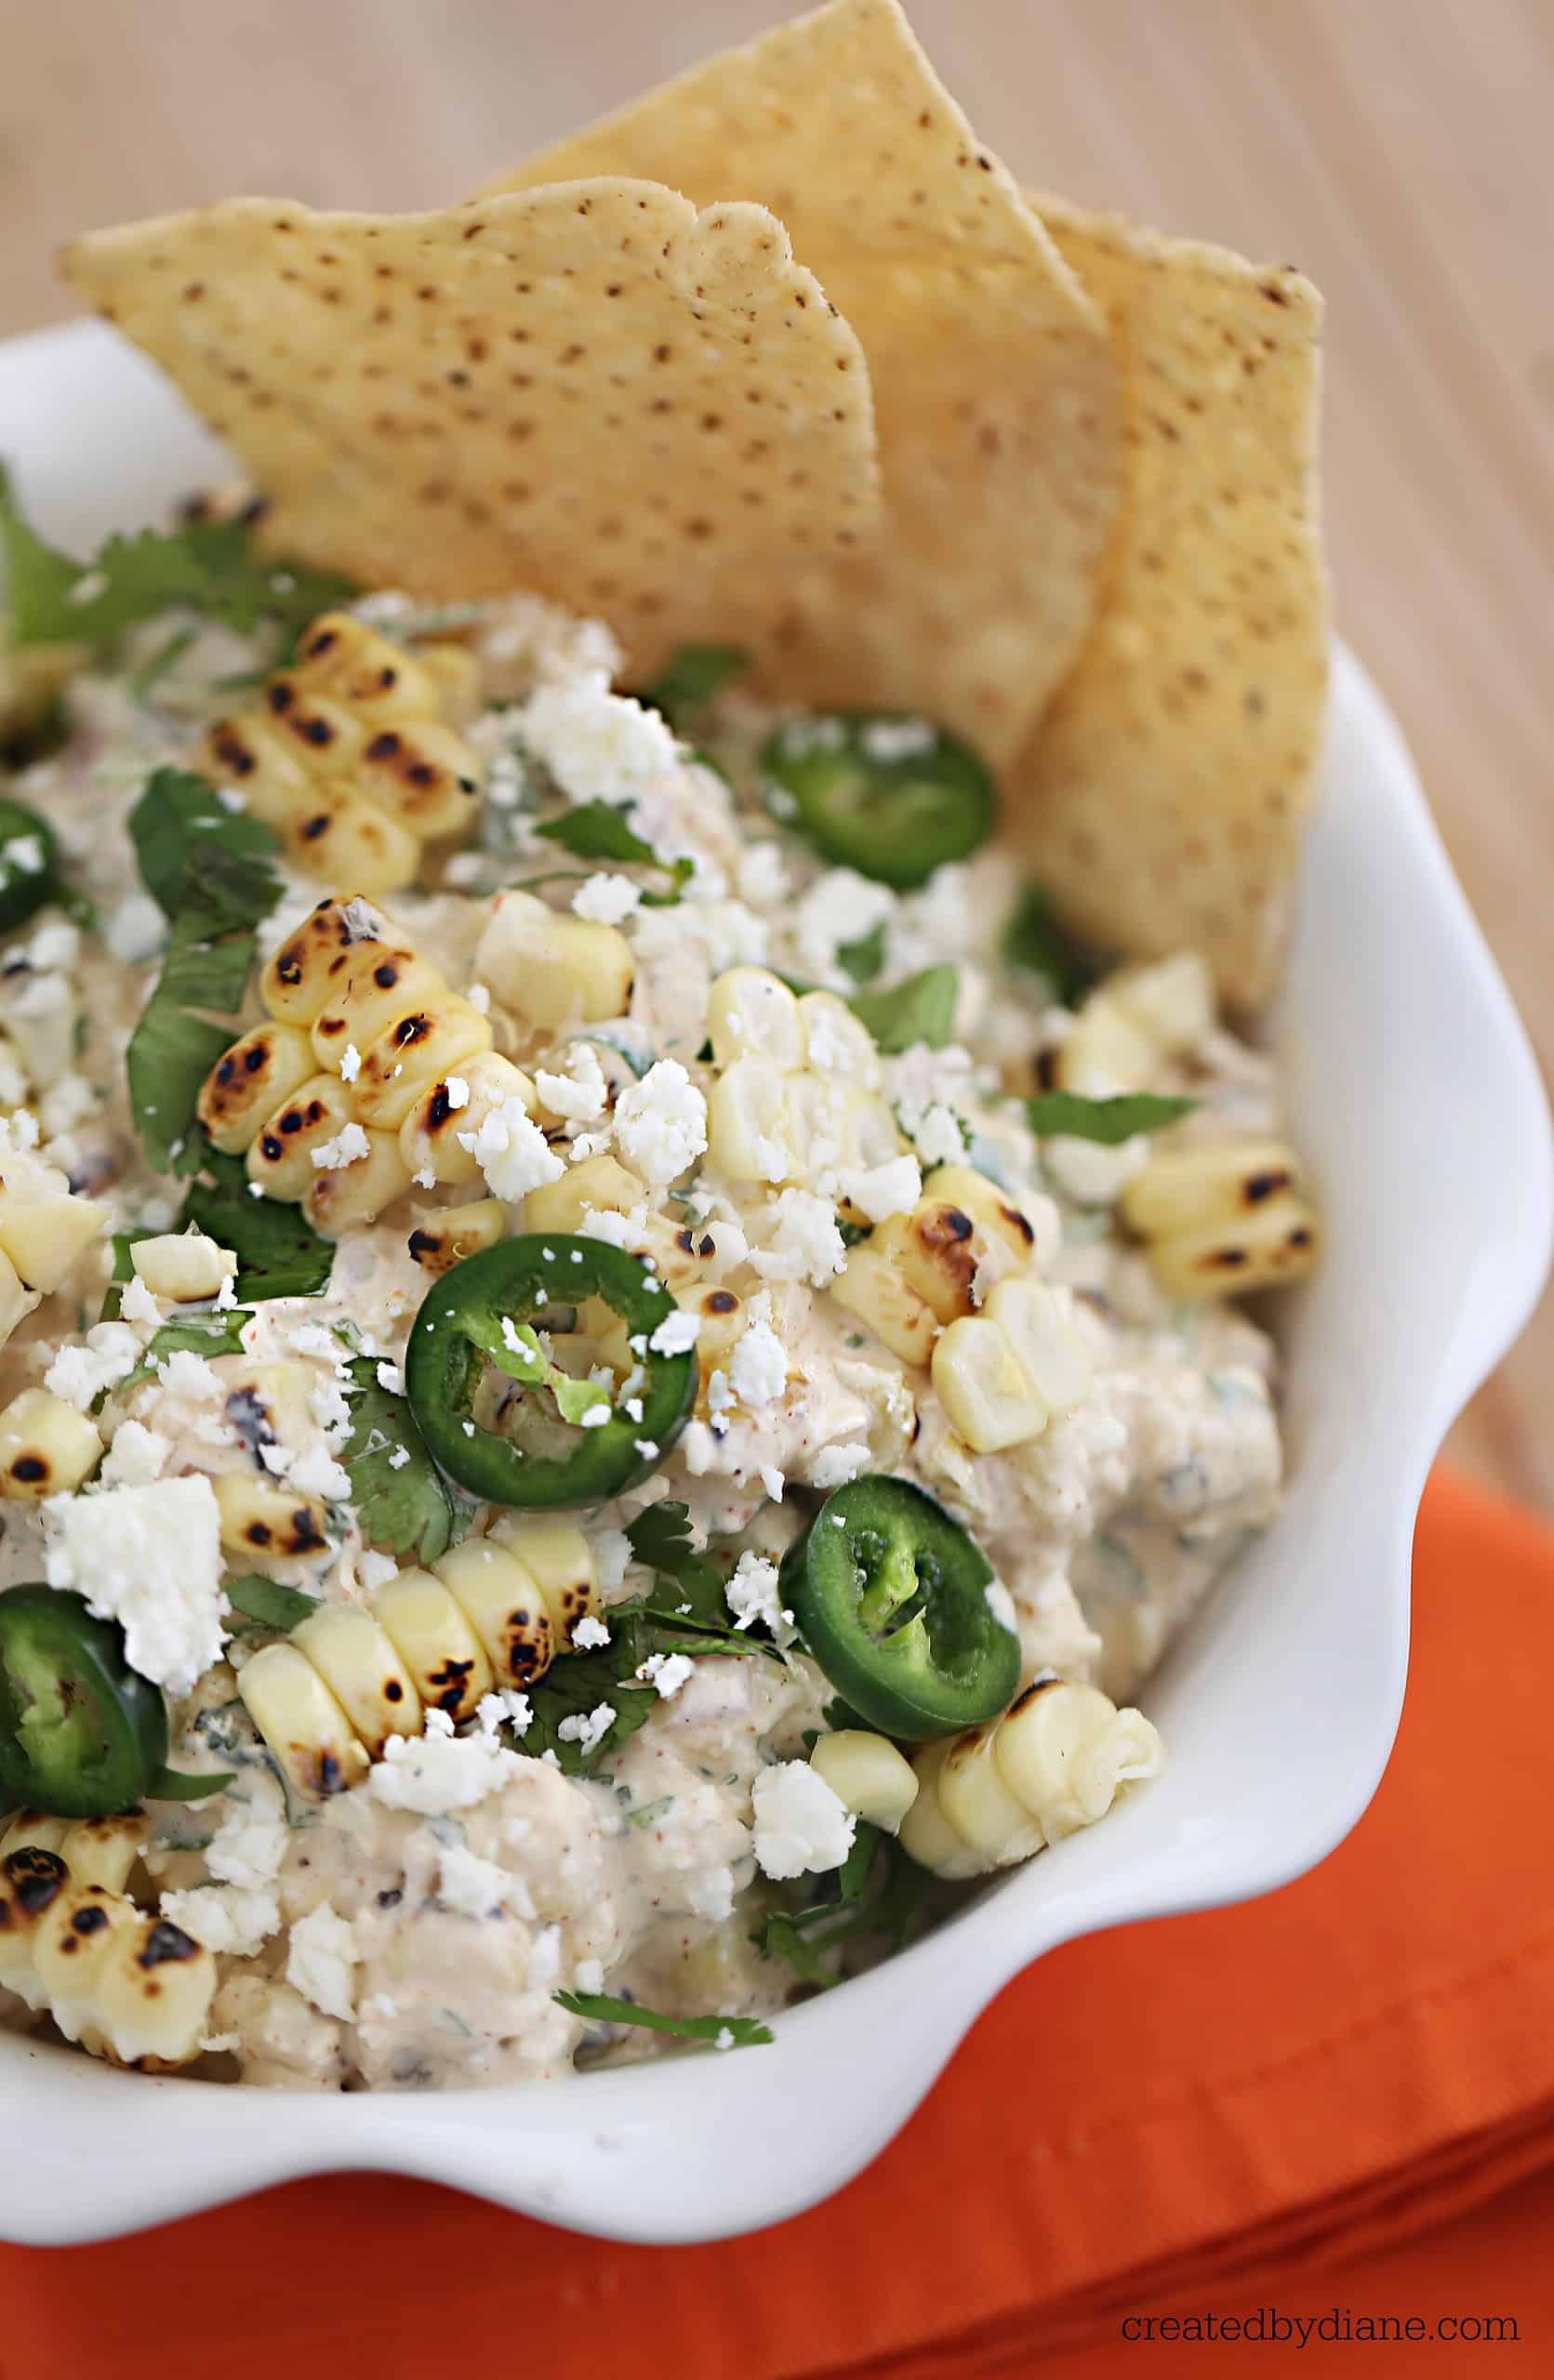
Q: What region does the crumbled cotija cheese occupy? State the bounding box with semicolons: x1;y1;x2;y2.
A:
457;1097;565;1202
613;1061;707;1185
751;1762;856;1880
44;1474;226;1694
366;1709;525;1814
286;1902;360;2021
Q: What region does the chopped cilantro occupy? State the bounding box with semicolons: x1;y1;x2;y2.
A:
533;801;692;905
625;1501;724;1625
553;1990;772;2048
128;766;281;922
1025;1091;1197;1145
848;964;959;1053
632;642;749;731
1003;881;1096;1002
223;1575;319;1636
836;918;887;985
340;1357;471;1565
177;1150;334;1302
0;464;356;649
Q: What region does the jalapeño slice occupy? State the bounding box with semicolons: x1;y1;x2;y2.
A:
760;713;996;889
405;1234;697;1510
782;1477;1019;1740
0;1585;167;1818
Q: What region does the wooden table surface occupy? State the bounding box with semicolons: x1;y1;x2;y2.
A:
1;0;1549;1501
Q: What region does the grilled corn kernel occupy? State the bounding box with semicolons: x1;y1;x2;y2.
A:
197;1021;317;1156
1109;951;1215;1054
922;1165;1038;1264
90;1912;219;2069
872;1198;981;1327
288;613;447;723
690;1285;745;1392
901;1683;1163;1877
259;895;398;1025
372;1569;494;1724
523;1151;645;1236
304;1129;415;1236
0;1248;38;1346
487;1518;599;1641
282;787;421;896
260;681;371;776
810;1731;920;1833
398;1050;537;1187
54;1814;151;1896
32;1885;142;2047
213;1471;331;1563
1120;1139;1319;1298
417;642;481;721
292;1604;424;1758
1055;993;1157;1095
246;1073;355;1201
0;1181;110;1293
829;1242;940;1368
707;968;804;1068
432;1539;555;1689
237;1641;370;1800
309;945;446;1068
200;713;317;826
356;720;482;840
0;1388;102;1499
798;990;883;1090
352;997;493;1130
931;1277;1090;1455
0;1813;70;1862
474;891;633;1029
406;1197;507;1276
130;1232;237;1303
706;1054;795;1183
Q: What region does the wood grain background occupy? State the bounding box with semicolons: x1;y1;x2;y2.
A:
1;0;1548;1500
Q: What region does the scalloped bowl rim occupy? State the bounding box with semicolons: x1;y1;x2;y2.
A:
0;320;1547;2247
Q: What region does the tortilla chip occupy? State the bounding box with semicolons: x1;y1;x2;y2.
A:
1010;200;1328;1010
60;183;881;658
480;0;1122;768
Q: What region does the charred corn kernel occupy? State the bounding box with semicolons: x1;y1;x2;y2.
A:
89;1911;220;2069
304;1129;415;1237
0;1813;70;1862
432;1539;555;1688
259;894;398;1025
896;1743;987;1880
213;1471;331;1563
901;1683;1163;1877
197;1021;317;1155
355;720;483;840
246;1072;354;1201
474;891;633;1029
219;1359;321;1449
1109;951;1215;1054
798;990;883;1090
293;1604;424;1758
0;1248;39;1346
829;1242;940;1368
417;642;480;721
707;968;804;1068
0;1849;216;2070
351;996;492;1129
486;1518;599;1641
52;1814;150;1896
398;1050;537;1187
0;1388;102;1499
524;1151;645;1236
1119;1138;1320;1299
372;1569;494;1724
236;1642;370;1800
932;1277;1091;1454
289;612;452;724
0;1170;111;1293
922;1165;1038;1265
690;1284;746;1395
810;1731;920;1833
1055;993;1157;1095
406;1197;506;1276
129;1231;236;1303
309;945;445;1067
206;612;483;892
873;1198;981;1327
706;1054;795;1183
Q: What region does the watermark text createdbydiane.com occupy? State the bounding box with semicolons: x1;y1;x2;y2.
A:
1121;2307;1519;2347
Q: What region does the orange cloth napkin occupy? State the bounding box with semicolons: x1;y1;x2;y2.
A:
4;1467;1553;2379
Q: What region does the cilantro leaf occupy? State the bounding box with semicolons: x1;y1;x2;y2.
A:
626;1501;724;1625
522;1586;773;1775
0;465;356;648
535;802;658;866
340;1358;470;1565
129;767;281;921
553;1990;772;2048
633;643;748;730
836;919;887;985
223;1575;319;1636
757;1830;931;1986
1003;881;1095;1002
848;964;959;1054
177;1149;334;1302
1025;1091;1197;1145
146;1765;237;1803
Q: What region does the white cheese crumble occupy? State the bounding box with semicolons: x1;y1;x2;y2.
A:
286;1903;360;2022
808;1441;870;1490
98;1421;171;1488
751;1762;857;1881
160;1884;280;1958
44;1474;225;1694
792;870;897;981
44;1322;139;1410
518;673;681;805
840;1154;922;1223
206;1773;287;1892
555;1702;616;1757
119;1275;162;1329
570;1615;611;1650
571;872;642;925
727;1316;789;1408
457;1096;565;1203
366;1708;524;1814
338;1042;363;1084
636;1651;695;1699
724;1551;794;1644
613;1060;707;1185
750;1188;845;1286
436;1842;513;1918
535;1043;609;1122
101;892;166;965
860;716;936;762
311;1120;370;1172
647;1308;699;1357
578;1202;648;1250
